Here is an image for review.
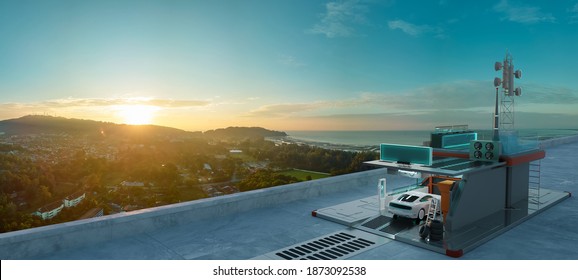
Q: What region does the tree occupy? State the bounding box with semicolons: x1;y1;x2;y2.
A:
237;169;300;192
39;185;52;204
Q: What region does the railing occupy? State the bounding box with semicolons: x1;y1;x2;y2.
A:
434;125;469;133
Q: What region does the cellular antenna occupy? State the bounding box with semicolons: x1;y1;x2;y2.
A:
493;50;522;132
493;87;499;141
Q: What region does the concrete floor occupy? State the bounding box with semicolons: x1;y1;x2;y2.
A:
23;141;578;259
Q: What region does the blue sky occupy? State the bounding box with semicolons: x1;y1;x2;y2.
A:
1;0;577;131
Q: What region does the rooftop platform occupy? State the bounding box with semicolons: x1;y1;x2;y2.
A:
1;139;577;260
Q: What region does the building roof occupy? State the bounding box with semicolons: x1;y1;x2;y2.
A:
65;190;85;201
37;201;64;213
78;208;103;220
3;140;578;260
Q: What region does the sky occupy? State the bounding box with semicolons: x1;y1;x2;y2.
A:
1;0;577;132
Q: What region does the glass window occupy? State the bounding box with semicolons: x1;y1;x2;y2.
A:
399;195;419;203
420;195;432;202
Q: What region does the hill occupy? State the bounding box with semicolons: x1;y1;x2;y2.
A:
0;115;286;141
0;115;197;139
203;126;287;140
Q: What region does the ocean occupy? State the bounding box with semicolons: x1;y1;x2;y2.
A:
285;129;578;147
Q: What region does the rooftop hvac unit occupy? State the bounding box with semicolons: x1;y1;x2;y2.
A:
469;140;501;162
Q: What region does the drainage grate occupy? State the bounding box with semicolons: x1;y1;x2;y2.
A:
380;219;414;235
361;215;392;230
254;230;386;260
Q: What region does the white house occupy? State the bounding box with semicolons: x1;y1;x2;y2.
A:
34;201;64;220
34;191;86;220
64;191;86;208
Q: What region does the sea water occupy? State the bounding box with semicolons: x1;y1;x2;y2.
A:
285;129;578;147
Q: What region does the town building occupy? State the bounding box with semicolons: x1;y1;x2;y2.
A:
34;191;86;220
33;201;64;220
64;191;86;208
79;208;104;220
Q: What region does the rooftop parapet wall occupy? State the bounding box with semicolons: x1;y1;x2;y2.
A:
539;134;578;149
1;136;576;260
0;168;401;259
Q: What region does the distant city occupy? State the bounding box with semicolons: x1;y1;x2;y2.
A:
0;115;376;233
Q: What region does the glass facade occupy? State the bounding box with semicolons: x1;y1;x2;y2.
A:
380;143;433;166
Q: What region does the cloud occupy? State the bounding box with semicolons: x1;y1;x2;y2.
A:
569;3;578;23
145;99;210;107
245;102;329;117
278;55;305;67
243;80;578;123
521;84;578;104
373;81;578;111
0;97;210;111
307;0;369;38
292;110;578;130
244;82;483;119
388;20;444;38
387;20;421;36
493;0;555;24
355;81;495;110
244;93;388;118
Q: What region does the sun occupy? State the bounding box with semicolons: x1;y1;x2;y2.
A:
116;105;158;125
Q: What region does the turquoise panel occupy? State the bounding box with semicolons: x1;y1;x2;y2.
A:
379;143;433;166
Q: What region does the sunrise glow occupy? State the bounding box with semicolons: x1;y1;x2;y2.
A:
0;1;577;131
115;105;159;125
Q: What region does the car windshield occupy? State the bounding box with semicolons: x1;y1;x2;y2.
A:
398;194;419;203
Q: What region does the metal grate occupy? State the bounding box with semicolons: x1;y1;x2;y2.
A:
379;219;414;235
361;215;392;230
255;230;385;260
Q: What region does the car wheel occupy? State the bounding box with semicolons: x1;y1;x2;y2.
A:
418;208;425;220
419;225;430;239
430;220;444;235
429;232;443;241
392;214;398;220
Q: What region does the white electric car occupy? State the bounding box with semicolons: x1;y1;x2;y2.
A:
388;191;440;221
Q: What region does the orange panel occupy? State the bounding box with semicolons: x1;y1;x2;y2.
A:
437;180;455;222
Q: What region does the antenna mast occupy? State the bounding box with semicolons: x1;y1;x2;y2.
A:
493;87;499;141
493;51;522;132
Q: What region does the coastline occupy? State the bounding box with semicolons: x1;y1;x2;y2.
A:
540;134;578;148
268;129;578;152
266;136;380;152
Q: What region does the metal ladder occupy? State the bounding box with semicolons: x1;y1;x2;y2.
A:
529;160;541;210
426;197;440;223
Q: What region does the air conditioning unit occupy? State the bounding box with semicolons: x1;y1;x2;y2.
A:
469;140;501;162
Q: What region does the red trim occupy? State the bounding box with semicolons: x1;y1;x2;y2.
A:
432;150;469;159
434;149;545;167
502;150;545;166
311;210;317;217
446;249;464;258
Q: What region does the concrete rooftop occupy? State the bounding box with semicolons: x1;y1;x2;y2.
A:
1;137;577;260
